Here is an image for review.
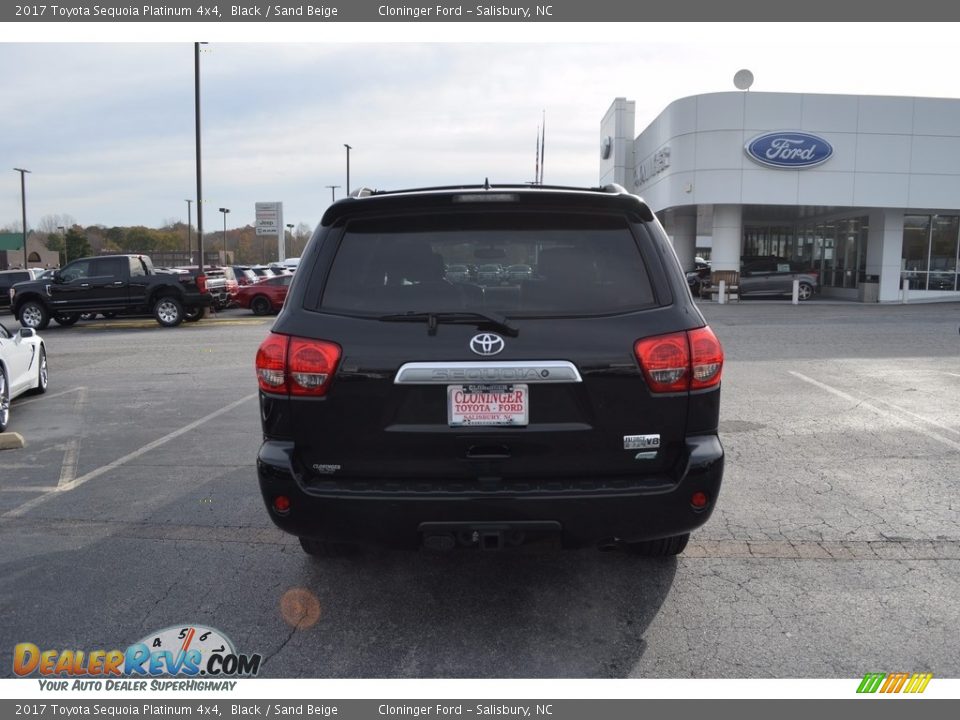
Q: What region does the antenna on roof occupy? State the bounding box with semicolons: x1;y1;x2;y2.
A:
484;177;491;190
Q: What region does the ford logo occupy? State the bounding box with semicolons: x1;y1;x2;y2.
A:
745;132;833;169
469;333;505;357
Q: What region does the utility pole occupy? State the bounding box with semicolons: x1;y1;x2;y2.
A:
13;168;31;268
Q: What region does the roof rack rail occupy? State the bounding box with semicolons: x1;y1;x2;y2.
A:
601;183;629;194
350;183;632;197
349;187;376;198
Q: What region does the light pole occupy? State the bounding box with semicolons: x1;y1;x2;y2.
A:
57;226;65;266
219;207;230;261
325;185;340;202
195;42;207;268
185;199;193;256
285;223;294;259
343;144;352;195
13;168;30;268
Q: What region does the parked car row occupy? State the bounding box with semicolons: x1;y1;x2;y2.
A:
444;263;535;286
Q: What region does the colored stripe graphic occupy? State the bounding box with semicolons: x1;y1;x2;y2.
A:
857;672;932;694
904;673;934;694
857;673;886;693
881;672;909;693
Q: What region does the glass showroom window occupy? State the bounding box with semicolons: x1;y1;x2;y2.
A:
902;215;931;290
928;215;959;291
902;214;960;291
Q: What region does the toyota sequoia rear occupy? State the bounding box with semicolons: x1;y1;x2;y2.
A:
255;184;724;557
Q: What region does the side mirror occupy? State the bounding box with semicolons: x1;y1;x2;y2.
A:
18;327;36;338
52;270;63;283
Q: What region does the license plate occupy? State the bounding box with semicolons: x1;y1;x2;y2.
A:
447;384;529;427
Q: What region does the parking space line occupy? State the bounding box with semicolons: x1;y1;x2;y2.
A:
1;486;59;492
16;386;86;408
57;387;88;488
789;371;960;452
1;393;258;519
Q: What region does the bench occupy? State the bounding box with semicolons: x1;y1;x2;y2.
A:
702;270;740;302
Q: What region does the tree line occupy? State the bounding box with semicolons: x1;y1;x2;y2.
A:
2;214;313;266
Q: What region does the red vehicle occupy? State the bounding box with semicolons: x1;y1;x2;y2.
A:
236;274;292;315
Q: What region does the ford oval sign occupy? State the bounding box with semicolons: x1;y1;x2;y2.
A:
745;132;833;169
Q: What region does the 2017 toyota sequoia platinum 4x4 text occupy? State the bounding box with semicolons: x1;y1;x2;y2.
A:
255;184;724;557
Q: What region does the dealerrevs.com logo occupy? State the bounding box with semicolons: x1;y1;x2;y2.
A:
13;624;261;691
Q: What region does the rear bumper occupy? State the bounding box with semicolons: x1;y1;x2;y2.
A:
256;434;724;549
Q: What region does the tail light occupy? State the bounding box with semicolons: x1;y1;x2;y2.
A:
196;274;207;294
688;327;724;390
634;326;724;393
255;333;341;397
634;332;689;393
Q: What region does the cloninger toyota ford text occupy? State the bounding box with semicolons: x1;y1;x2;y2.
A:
255;183;725;557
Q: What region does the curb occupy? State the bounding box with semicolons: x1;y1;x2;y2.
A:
0;432;25;451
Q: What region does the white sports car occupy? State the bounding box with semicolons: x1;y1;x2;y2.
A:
0;322;47;433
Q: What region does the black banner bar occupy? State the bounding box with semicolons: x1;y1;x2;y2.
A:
2;0;958;22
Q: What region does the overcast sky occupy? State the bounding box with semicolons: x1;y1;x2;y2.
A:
3;24;960;234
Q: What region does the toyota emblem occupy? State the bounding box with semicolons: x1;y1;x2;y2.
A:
469;333;505;356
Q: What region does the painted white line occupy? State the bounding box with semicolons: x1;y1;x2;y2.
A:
57;440;81;488
789;371;960;452
16;386;86;408
945;372;960;378
57;387;87;488
1;393;258;519
1;486;59;492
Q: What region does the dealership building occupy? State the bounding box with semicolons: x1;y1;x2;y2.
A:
600;91;960;302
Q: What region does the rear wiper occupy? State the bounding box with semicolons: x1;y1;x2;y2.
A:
377;311;519;337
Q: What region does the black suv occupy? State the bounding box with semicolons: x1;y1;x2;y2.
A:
255;184;725;557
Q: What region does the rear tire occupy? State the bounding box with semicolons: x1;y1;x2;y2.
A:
154;296;183;327
298;537;358;558
797;282;814;301
621;533;690;557
251;296;271;316
18;300;49;331
184;306;205;322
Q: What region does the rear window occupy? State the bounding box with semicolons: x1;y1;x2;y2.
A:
317;212;657;316
0;272;30;289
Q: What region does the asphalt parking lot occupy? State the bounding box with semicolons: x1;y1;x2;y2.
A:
1;300;959;678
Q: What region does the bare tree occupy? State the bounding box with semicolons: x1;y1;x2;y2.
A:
36;214;77;234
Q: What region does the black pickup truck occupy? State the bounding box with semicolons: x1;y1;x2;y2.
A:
9;254;213;329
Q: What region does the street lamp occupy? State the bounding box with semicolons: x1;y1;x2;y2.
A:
195;42;208;268
344;144;352;195
325;185;340;202
285;223;294;259
13;168;30;268
219;207;230;261
185;199;193;256
57;226;65;266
